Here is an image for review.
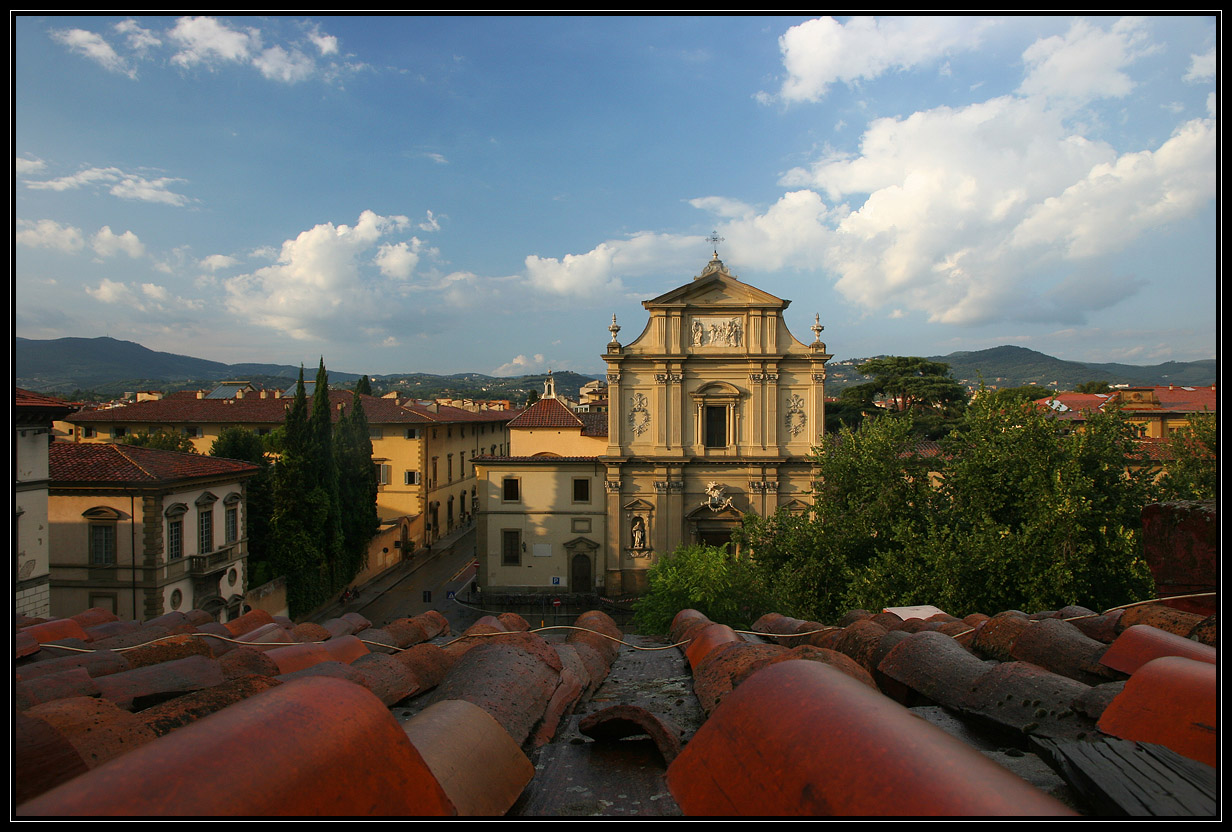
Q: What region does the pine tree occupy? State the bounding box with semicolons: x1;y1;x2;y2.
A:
356;375;373;396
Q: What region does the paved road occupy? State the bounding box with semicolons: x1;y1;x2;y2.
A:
312;525;484;635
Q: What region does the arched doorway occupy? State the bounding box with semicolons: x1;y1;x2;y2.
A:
564;537;599;593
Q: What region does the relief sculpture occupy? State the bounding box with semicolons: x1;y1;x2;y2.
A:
690;316;743;347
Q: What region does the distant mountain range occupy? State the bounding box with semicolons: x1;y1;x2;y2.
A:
15;336;1217;399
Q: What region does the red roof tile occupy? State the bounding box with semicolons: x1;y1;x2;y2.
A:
49;443;258;485
507;397;583;429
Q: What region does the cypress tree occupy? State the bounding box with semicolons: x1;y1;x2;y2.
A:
356;374;373;396
311;358;346;593
270;367;325;616
335;391;379;582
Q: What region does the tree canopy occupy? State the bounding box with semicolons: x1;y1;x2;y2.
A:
1154;412;1217;501
210;427;274;586
842;356;968;439
122;429;197;454
632;543;770;634
738;397;1154;622
1075;380;1112;394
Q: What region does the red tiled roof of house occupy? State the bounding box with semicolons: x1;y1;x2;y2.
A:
49;443;258;485
1036;387;1217;417
507;398;583;429
578;412;609;437
15;388;74;409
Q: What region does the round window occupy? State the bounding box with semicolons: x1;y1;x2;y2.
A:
170;588;183;610
227;568;238;585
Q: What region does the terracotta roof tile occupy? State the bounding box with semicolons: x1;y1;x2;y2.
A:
49;443;257;485
507;397;584;429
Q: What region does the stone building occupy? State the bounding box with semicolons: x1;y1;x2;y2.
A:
476;254;831;596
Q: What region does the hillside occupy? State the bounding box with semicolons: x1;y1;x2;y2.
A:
15;336;1215;399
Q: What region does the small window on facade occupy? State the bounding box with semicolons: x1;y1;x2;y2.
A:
90;524;116;565
198;509;214;555
225;505;239;543
573;478;590;503
406;428;420;440
502;529;521;566
448;454;454;482
167;518;183;559
704;406;728;448
369;427;384;440
183;426;201;438
404;470;421;485
374;463;391;486
82;426;95;438
113;426;128;438
502;477;520;502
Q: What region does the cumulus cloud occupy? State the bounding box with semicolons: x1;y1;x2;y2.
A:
223;210;415;339
1184;47;1216;83
86;278;137;304
374;239;425;279
523;230;704;298
1011;116;1217;258
769;16;992;103
114;19;160;54
168;16;258;68
253;45;315;83
15;219;85;252
91;226;146;258
1018;17;1151;105
51;16;348;86
493;353;548;377
15;156;46;175
24;165;191;206
200;253;239;271
49;28;135;78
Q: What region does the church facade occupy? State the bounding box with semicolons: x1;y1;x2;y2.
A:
475;254;831;597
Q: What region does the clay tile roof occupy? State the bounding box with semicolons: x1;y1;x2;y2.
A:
507;398;583;429
578;412;609;437
49;443;258;485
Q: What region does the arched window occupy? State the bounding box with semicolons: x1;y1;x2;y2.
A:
196;491;218;555
691;382;742;449
83;506;123;566
165;502;188;560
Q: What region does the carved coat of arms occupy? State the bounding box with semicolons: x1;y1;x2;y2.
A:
701;481;734;512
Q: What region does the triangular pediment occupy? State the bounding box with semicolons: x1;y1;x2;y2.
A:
646;269;788;311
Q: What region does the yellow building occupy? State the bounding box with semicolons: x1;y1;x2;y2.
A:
476;254;832;596
47;443;258;621
62;390;514;546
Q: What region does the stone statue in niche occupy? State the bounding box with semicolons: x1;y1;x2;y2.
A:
690;316;745;347
630;515;647;550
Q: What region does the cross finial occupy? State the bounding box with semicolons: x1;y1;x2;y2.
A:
706;230;724;256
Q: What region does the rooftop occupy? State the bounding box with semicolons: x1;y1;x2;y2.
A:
13;592;1216;817
49;443;258;485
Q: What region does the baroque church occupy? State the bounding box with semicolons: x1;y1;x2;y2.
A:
474;253;831;597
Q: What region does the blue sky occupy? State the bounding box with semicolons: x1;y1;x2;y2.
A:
15;15;1218;377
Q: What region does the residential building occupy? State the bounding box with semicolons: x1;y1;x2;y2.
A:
63;389;514;546
1036;386;1217;439
47;443;258;621
15;389;76;618
475;253;832;596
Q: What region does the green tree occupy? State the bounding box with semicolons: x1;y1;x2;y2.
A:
1154;412;1217;500
525;389;540;406
210;427;274;586
355;375;373;396
845;356;968;439
739;415;935;622
632;543;770;634
122;429;198;453
1075;380;1112;394
983;385;1055;407
269;368;329;617
310;359;346;592
335;391;379;582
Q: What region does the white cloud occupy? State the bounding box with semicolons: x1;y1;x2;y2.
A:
50;28;135;78
15;219;85;252
374;239;424;279
1018;17;1151;105
307;24;339;56
141;283;170;301
91;226;146;259
223;210;414;339
86;278;137;305
418;210;441;232
1011;116;1216;258
114;19;160;54
253;45;315;83
1184;47;1216;83
24;165;191;206
525;246;622;295
493;353;548;377
770;16;992;103
15;156;45;175
168;16;258;68
200;254;239;271
688;196;755;219
425;152;449;165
